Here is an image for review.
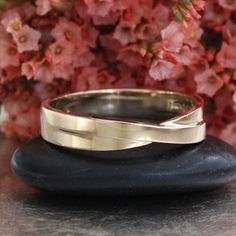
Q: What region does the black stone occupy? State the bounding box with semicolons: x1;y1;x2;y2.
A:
12;136;236;195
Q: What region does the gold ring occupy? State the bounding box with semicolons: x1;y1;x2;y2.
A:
41;89;206;151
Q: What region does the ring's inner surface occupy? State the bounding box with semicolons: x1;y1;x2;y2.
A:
50;92;196;123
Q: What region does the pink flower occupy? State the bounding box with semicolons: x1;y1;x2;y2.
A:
114;23;136;46
0;67;21;83
46;39;75;65
120;0;153;26
220;123;236;147
45;39;76;80
161;22;184;52
183;21;204;48
17;2;36;20
218;0;236;10
0;42;19;68
22;60;54;83
73;67;97;91
175;46;194;66
0;26;10;41
111;0;128;11
21;61;36;79
80;24;99;48
135;0;154;19
52;64;74;80
35;62;54;83
34;82;55;101
117;45;144;68
233;90;236;113
149;59;175;81
84;0;113;17
233;71;236;81
149;4;170;31
194;69;224;97
114;75;137;88
1;10;22;33
72;43;95;68
75;50;95;68
75;0;89;19
92;13;119;26
223;20;236;39
12;25;41;53
1;0;236;147
2;91;41;139
73;67;116;91
163;73;196;94
204;1;230;25
1;107;40;139
136;23;159;41
216;42;236;69
88;70;116;90
36;0;52;16
51;18;81;43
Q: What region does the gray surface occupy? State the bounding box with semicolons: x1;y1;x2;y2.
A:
1;135;236;236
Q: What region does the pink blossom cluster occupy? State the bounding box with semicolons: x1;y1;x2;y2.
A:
0;0;235;147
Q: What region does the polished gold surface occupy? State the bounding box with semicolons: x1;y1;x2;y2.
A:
41;89;206;151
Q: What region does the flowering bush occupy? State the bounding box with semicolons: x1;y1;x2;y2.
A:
0;0;235;147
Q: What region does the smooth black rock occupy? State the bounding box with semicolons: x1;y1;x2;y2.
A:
12;136;236;195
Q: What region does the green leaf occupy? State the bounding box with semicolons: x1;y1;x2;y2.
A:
180;0;191;5
0;0;27;10
173;6;184;23
0;0;6;8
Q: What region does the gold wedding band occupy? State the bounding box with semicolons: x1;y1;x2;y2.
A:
41;89;206;151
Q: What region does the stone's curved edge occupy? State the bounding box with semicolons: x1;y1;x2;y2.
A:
12;136;236;195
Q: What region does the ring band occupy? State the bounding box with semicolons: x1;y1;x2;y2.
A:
41;89;206;151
